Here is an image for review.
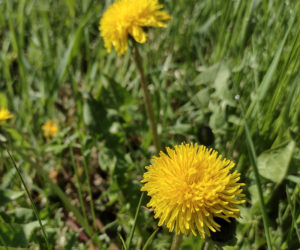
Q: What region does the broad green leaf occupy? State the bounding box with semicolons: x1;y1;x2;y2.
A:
193;63;221;86
83;94;109;135
100;75;135;109
0;221;41;248
168;123;192;135
0;168;16;189
190;88;210;107
209;106;226;134
257;141;295;183
248;185;262;215
98;147;117;173
7;208;35;224
0;189;24;206
98;75;136;123
0;92;8;107
5;128;30;148
213;63;230;97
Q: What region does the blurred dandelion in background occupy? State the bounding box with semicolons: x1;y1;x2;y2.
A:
42;120;58;140
141;143;245;238
0;108;13;123
99;0;171;55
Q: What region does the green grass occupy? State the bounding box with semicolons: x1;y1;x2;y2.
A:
0;0;300;249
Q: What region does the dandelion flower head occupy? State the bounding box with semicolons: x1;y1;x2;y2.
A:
141;143;245;238
99;0;171;55
42;120;58;140
0;108;13;122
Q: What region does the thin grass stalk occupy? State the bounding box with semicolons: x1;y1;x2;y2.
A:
240;104;273;250
6;149;50;250
11;145;93;237
142;228;159;250
69;146;89;228
81;143;101;247
133;41;161;153
119;233;127;250
282;184;300;220
233;13;296;144
126;192;144;249
285;186;300;244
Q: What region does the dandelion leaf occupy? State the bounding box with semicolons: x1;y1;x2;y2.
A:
257;141;295;183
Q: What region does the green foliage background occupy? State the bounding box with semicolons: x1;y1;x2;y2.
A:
0;0;299;249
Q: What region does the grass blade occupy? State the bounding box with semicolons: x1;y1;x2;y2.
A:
119;233;127;250
6;149;50;250
126;192;144;249
69;146;89;227
240;104;273;250
285;186;300;244
9;145;93;237
142;228;159;250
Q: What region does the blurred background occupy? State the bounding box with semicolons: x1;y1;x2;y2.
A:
0;0;299;249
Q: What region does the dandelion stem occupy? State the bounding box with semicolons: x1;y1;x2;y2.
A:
133;42;161;153
170;234;183;250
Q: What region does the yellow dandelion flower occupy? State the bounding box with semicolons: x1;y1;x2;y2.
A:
141;143;245;238
99;0;171;55
0;108;13;122
42;120;58;140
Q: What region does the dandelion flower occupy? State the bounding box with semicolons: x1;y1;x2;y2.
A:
99;0;171;55
141;143;245;238
0;108;13;122
42;120;58;140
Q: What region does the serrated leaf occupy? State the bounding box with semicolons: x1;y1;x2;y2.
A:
194;63;220;86
190;88;210;107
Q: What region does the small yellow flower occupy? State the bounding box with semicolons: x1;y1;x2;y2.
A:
141;143;245;238
0;108;13;122
42;120;58;140
99;0;171;55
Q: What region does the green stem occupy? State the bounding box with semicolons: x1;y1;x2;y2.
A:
133;42;161;153
69;146;89;228
126;192;144;249
9;145;93;237
81;141;101;247
203;240;215;250
170;234;183;250
6;149;50;250
241;106;273;250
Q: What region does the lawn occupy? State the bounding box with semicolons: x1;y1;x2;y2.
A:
0;0;299;249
